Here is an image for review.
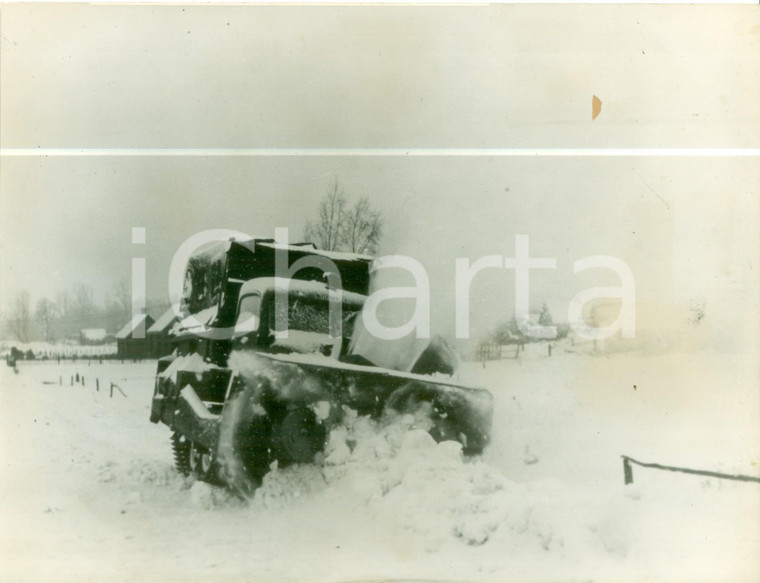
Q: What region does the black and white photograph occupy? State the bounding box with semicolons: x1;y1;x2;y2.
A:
1;3;758;582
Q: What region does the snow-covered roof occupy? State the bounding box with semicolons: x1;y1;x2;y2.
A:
147;308;179;334
257;242;373;262
239;277;368;305
80;328;107;341
115;314;151;340
192;240;233;262
191;238;373;263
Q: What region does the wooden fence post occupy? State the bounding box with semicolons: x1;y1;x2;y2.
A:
623;457;634;485
621;454;760;485
96;379;99;392
110;383;114;398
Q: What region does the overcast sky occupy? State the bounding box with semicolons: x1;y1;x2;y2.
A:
1;4;758;341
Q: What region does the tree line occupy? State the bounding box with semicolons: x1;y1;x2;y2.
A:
3;280;148;343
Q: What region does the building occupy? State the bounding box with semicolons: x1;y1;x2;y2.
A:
116;313;155;360
147;308;179;358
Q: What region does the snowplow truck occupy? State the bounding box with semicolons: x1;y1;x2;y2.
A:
150;238;493;495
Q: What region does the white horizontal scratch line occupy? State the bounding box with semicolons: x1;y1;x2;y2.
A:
1;148;759;157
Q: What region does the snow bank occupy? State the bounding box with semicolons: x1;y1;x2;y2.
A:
248;411;615;557
2;354;758;583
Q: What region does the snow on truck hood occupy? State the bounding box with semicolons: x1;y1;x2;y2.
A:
238;277;367;305
237;350;486;393
269;330;334;354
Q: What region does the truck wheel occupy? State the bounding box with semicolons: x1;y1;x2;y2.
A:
427;409;460;443
188;441;215;481
171;432;191;476
273;408;326;465
387;386;465;447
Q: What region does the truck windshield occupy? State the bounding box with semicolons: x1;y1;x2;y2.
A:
235;290;363;353
269;296;361;355
272;295;362;337
288;299;328;333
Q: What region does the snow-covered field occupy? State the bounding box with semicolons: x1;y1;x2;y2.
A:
1;349;758;583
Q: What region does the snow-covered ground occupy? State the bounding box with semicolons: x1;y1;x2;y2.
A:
1;349;758;583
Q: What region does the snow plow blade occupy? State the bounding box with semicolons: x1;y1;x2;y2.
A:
229;351;493;455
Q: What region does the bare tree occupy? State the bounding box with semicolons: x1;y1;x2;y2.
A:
303;180;348;251
55;289;72;321
73;283;98;322
35;297;57;342
303;180;383;255
342;196;383;255
111;277;131;321
52;289;75;339
7;291;33;343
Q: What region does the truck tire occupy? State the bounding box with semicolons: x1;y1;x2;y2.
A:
273;407;326;465
386;384;467;449
188;441;217;482
171;432;191;476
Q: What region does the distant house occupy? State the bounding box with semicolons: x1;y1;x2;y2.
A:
116;314;155;359
80;328;108;345
147;308;179;358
